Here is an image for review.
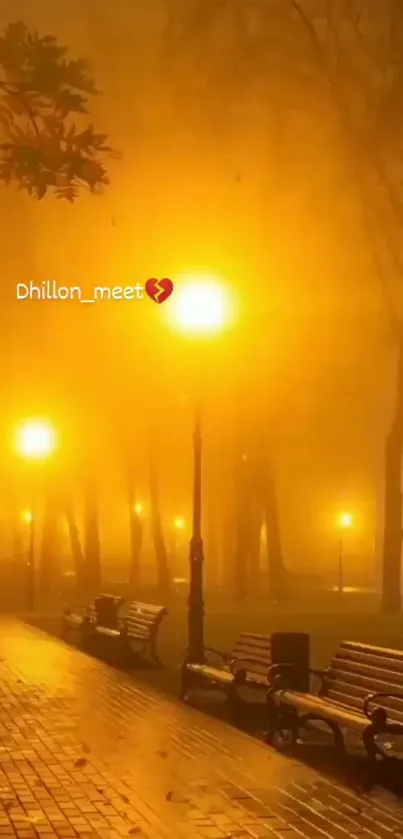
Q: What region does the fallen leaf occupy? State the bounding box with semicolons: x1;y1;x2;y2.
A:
156;751;167;759
121;795;130;804
128;829;140;835
96;788;104;795
74;757;87;768
81;743;90;754
165;791;172;801
3;801;14;812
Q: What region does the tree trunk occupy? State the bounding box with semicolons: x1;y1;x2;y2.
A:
233;455;250;600
126;472;143;590
248;502;262;592
263;459;287;602
205;496;219;591
222;506;234;590
381;336;403;612
83;481;101;595
65;501;85;587
38;489;61;611
148;448;171;597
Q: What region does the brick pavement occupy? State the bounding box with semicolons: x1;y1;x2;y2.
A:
0;622;400;839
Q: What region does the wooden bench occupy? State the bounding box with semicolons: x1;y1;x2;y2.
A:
267;640;403;790
62;594;123;645
93;600;168;666
181;632;309;721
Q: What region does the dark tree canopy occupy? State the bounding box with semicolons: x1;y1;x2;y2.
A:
0;21;112;201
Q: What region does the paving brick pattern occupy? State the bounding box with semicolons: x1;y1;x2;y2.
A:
0;622;400;839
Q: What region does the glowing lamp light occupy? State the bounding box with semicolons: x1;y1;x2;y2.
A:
21;510;33;524
338;512;353;529
174;516;185;530
170;277;229;333
15;420;57;459
134;502;143;516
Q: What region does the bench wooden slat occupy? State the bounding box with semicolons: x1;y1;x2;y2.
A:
328;688;403;722
125;602;165;615
187;664;234;684
95;626;120;638
123;602;168;666
230;633;272;678
334;647;403;675
276;690;368;728
232;646;271;663
328;669;403;699
330;657;403;687
126;628;151;640
126;615;159;629
341;640;403;663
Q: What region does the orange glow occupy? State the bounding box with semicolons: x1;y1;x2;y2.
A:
15;420;57;459
174;516;185;530
21;510;33;524
134;502;143;516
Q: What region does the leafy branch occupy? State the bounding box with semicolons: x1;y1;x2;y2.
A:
0;21;114;201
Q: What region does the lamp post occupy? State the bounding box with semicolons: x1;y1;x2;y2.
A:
170;278;229;663
337;511;353;594
14;419;57;611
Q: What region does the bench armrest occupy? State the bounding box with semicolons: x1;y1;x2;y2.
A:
364;691;403;720
204;648;231;665
310;668;330;692
266;664;329;692
267;663;296;683
63;605;93;617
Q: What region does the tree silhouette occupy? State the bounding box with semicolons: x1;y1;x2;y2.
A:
0;21;112;201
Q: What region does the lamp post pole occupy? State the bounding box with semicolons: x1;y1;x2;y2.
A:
27;508;35;611
187;403;205;663
338;536;343;594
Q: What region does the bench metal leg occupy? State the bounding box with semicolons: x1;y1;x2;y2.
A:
227;681;245;724
265;696;299;748
149;636;164;668
362;722;389;792
299;713;345;751
180;663;192;700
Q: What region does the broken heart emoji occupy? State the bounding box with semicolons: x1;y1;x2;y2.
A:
145;277;174;304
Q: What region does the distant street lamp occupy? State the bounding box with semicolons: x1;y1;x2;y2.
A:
15;419;57;611
174;516;185;530
134;502;144;516
337;511;353;594
171;277;230;663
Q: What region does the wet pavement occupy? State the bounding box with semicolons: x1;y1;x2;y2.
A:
0;621;400;838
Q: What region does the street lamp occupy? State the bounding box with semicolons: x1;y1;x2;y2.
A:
174;516;185;530
14;419;57;611
337;511;353;594
171;277;230;663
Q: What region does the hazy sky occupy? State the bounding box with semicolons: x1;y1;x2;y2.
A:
0;0;394;578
